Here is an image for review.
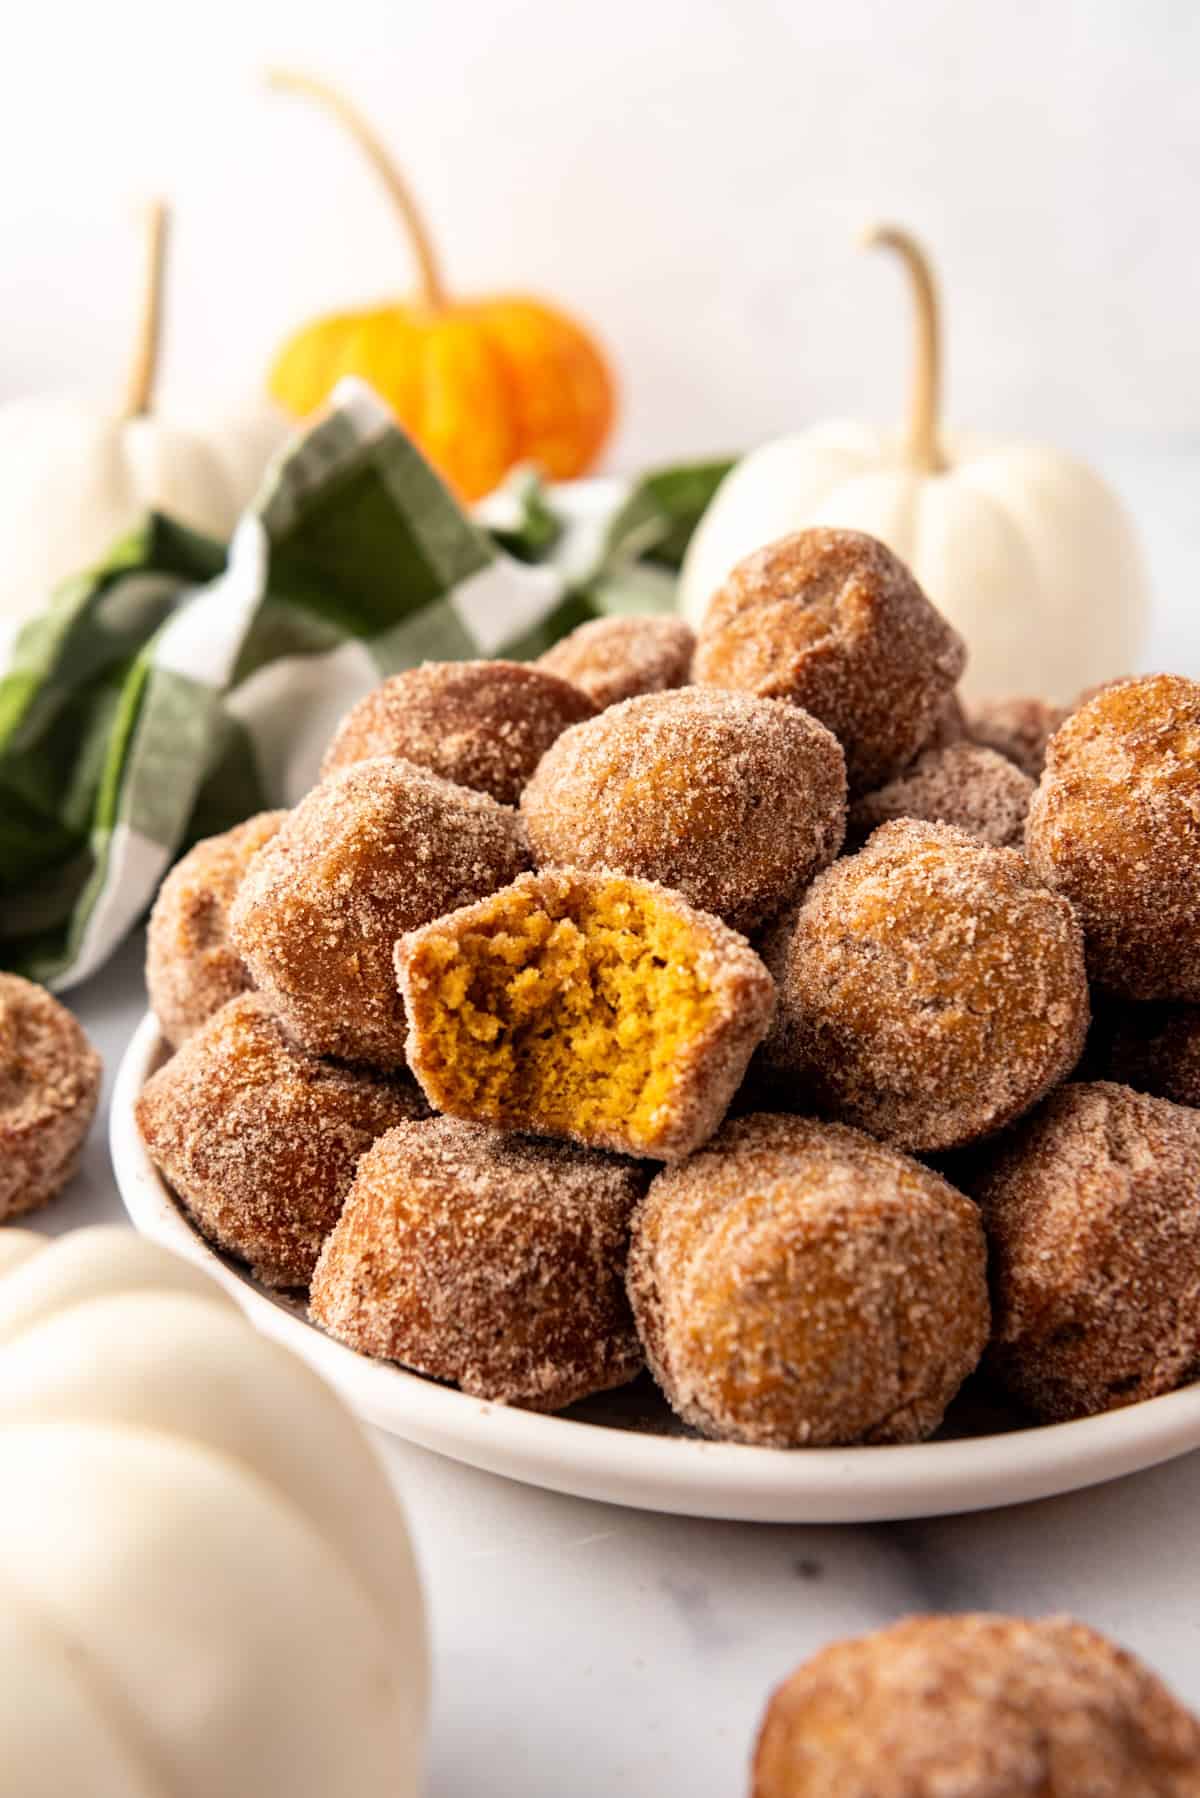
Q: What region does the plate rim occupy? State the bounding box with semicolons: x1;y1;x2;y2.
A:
112;1009;1200;1523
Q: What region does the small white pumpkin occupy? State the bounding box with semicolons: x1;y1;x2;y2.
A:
680;227;1149;702
0;1226;427;1797
0;204;290;632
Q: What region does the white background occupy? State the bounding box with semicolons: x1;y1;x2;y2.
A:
2;0;1197;466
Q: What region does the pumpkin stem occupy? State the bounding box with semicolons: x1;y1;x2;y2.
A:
862;224;947;475
266;68;448;311
122;199;168;419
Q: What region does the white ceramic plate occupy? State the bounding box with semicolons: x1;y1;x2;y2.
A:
112;1011;1200;1523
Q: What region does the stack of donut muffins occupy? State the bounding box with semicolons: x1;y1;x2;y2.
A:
137;528;1200;1448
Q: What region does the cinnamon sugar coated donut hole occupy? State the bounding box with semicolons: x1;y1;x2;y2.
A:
968;694;1066;780
311;1115;648;1410
520;688;846;932
692;528;965;791
320;659;595;804
536;614;695;710
963;1081;1200;1422
627;1113;987;1447
136;994;425;1288
1026;674;1200;1000
753;1614;1200;1798
762;820;1089;1152
0;974;101;1220
848;742;1034;850
228;757;528;1068
396;868;775;1161
146;810;287;1048
1087;999;1200;1109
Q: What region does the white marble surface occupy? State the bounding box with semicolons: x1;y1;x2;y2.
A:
38;457;1200;1794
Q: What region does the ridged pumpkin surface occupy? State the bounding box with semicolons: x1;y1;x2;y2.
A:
270;296;615;501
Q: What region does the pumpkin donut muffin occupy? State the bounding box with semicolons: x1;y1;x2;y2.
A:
229;757;528;1068
536;614;695;711
967;694;1066;780
692;528;965;791
752;1613;1200;1798
963;1081;1200;1422
627;1112;987;1447
311;1116;647;1410
1026;674;1200;1000
848;742;1034;850
1087;999;1200;1109
0;975;101;1220
146;810;287;1048
136;994;425;1288
762;820;1089;1152
320;659;595;804
520;688;846;933
395;868;775;1161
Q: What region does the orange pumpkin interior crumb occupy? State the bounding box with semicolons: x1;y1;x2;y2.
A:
404;881;720;1151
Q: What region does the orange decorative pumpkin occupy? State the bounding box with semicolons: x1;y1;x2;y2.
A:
266;70;617;501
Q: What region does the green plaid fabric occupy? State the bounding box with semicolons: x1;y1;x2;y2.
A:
0;380;731;991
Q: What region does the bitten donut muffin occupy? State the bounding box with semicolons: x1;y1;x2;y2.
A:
311;1116;648;1410
968;694;1066;780
229;757;528;1068
396;869;776;1161
692;528;966;791
753;1614;1200;1798
136;994;425;1287
319;660;595;804
963;1081;1200;1422
0;975;101;1220
848;742;1034;850
146;810;287;1048
762;820;1089;1152
536;614;695;710
1026;674;1200;1000
1088;1000;1200;1109
520;688;846;933
627;1113;987;1447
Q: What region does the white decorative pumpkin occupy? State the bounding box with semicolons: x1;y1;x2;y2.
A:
0;1226;427;1797
680;227;1149;703
0;203;290;633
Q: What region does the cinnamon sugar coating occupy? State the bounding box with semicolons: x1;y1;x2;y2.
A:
537;614;695;711
320;659;595;804
753;1614;1200;1798
963;1080;1200;1422
922;688;969;751
849;742;1034;850
0;974;101;1220
136;994;425;1288
1026;675;1200;1000
146;810;287;1048
396;868;775;1161
310;1115;647;1409
228;757;528;1068
762;820;1089;1152
521;688;846;933
968;695;1066;781
627;1112;987;1447
1087;999;1200;1109
692;528;966;791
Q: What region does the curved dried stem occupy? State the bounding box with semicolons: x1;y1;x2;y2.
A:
267;67;447;309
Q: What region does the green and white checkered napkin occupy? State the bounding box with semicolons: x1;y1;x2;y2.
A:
0;380;731;991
